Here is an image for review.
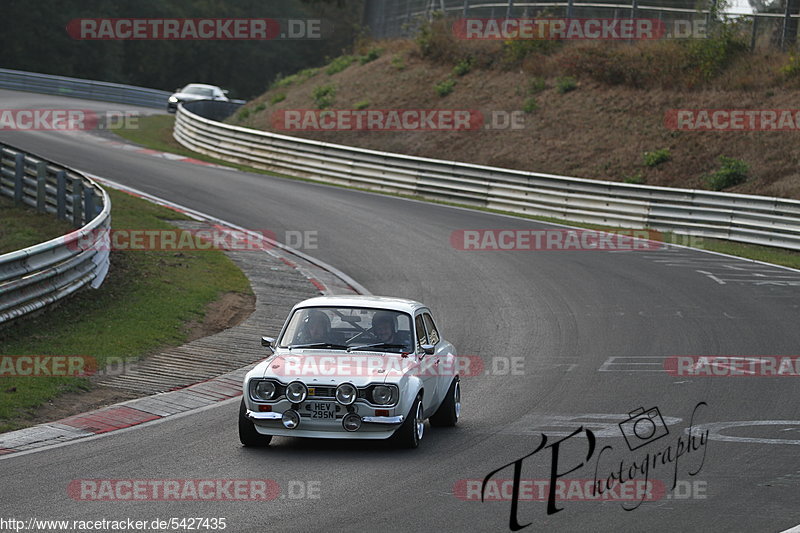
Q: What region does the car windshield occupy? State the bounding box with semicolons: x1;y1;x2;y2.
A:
182;86;214;96
278;307;413;353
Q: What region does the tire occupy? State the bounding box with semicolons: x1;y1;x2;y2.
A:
430;377;461;427
394;395;424;449
239;400;272;447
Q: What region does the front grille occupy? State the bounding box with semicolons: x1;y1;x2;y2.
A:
308;386;335;398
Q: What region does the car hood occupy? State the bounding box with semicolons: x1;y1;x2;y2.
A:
254;351;415;386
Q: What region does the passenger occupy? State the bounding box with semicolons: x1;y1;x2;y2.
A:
300;309;331;344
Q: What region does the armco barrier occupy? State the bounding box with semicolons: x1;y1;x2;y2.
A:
174;102;800;251
0;143;111;325
0;68;171;109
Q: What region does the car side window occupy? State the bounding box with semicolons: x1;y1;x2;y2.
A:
414;314;428;351
422;313;440;345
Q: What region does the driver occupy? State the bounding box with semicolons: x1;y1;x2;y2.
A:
371;311;406;349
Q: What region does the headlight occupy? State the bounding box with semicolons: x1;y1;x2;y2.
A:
252;380;276;400
168;96;179;103
286;381;308;403
371;385;397;405
335;383;357;406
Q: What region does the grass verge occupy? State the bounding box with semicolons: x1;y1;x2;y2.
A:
0;188;252;432
0;196;76;254
114;115;800;271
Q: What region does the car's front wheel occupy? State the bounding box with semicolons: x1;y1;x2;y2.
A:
430;377;460;427
238;400;272;447
394;395;424;449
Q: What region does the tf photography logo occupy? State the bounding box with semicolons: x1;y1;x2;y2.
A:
480;402;709;530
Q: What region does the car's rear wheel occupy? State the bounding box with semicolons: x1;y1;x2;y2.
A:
430;377;460;427
394;395;424;449
238;400;272;447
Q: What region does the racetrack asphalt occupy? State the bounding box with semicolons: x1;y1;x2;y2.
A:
1;89;800;532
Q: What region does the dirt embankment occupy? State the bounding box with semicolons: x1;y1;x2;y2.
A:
231;34;800;200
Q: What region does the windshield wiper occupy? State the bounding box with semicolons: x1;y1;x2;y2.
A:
348;343;409;353
288;342;350;350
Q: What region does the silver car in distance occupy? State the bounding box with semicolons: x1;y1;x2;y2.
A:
239;295;461;449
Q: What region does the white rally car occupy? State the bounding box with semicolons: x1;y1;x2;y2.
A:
239;295;461;448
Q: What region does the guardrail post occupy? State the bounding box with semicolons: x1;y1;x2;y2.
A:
56;170;67;220
14;153;24;204
36;161;47;213
71;177;83;227
84;187;96;220
781;0;791;51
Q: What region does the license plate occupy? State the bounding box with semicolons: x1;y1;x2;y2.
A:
308;402;336;420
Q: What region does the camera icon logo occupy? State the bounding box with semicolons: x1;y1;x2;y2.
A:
618;406;669;451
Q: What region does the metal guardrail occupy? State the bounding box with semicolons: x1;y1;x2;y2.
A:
0;143;111;325
177;100;245;121
0;68;171;109
174;101;800;251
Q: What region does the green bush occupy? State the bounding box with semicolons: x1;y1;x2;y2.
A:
271;68;319;89
522;97;538;113
270;93;286;104
391;54;406;70
453;57;473;76
682;26;747;82
556;76;577;93
237;108;251;121
528;77;546;94
354;99;369;110
253;102;266;113
705;156;749;190
780;54;800;78
643;148;671;167
623;173;646;184
326;55;356;75
434;78;456;97
502;39;562;65
360;47;383;64
311;84;336;109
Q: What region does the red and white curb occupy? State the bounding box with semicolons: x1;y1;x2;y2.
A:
74;130;231;170
0;178;369;458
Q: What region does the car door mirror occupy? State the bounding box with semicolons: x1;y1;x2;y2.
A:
222;89;230;95
261;336;275;349
421;344;435;356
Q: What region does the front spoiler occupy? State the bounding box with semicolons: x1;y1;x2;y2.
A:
245;410;404;439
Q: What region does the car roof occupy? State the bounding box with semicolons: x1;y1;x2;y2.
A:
182;83;220;90
292;295;427;314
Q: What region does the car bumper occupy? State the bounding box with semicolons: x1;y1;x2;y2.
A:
246;409;404;439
